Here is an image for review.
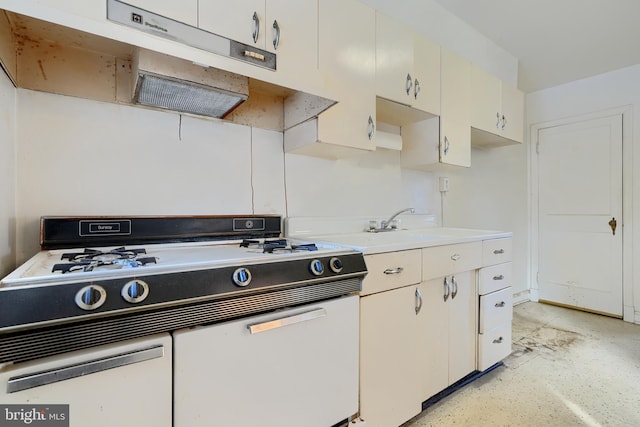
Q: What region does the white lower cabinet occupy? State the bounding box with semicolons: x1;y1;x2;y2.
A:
477;238;514;371
421;270;477;400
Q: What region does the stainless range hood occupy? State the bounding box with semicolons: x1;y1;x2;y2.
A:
132;48;250;118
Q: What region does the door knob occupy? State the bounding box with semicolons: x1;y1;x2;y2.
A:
609;217;617;235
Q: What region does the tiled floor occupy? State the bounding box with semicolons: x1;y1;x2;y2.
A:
403;301;640;427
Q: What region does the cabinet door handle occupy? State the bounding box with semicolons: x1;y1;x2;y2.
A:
7;345;164;393
443;277;450;302
443;136;450;156
493;249;505;255
493;336;504;344
251;12;260;43
451;253;461;261
414;78;421;100
272;20;280;49
368;115;375;140
501;115;507;130
406;73;413;95
451;275;458;299
415;288;423;315
496;112;501;128
248;308;326;334
495;301;506;308
493;274;504;281
383;267;404;275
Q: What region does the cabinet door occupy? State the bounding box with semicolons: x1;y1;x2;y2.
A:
419;278;449;400
448;270;477;383
360;286;422;427
412;34;440;115
375;12;413;106
199;0;265;48
317;0;376;151
440;48;470;167
265;0;317;76
500;80;524;143
470;64;501;135
123;0;198;26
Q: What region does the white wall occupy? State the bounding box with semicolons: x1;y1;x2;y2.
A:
0;69;15;277
442;145;529;300
527;64;640;322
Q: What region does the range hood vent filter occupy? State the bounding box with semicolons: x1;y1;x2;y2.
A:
135;72;248;118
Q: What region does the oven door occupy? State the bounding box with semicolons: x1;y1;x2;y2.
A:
173;295;359;427
0;333;172;427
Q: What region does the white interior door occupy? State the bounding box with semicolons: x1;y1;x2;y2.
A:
537;114;622;316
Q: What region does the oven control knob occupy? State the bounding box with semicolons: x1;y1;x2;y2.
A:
75;285;107;311
309;259;324;276
121;280;150;303
232;267;252;287
329;257;344;273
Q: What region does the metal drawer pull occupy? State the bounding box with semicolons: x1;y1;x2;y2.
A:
443;277;450;302
451;253;461;261
493;249;505;254
248;308;326;334
415;288;423;315
493;337;504;344
451;275;458;299
384;267;404;275
495;301;506;308
7;345;164;393
493;274;504;280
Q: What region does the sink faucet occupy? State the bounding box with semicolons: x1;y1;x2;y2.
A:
380;207;415;230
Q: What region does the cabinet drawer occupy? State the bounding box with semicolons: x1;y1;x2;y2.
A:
482;238;512;266
422;242;482;281
478;262;512;295
478;323;512;371
479;287;512;333
361;250;422;295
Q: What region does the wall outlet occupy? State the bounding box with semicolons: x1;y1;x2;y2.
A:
439;176;449;192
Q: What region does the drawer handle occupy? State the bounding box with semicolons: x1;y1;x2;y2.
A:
248;308;326;334
451;253;461;261
493;249;505;255
493;274;504;281
493;336;504;344
495;301;506;308
384;267;404;275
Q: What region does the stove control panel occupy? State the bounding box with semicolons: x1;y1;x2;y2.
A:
75;285;107;310
122;280;150;303
232;267;252;287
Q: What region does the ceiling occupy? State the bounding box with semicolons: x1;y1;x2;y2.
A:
432;0;640;93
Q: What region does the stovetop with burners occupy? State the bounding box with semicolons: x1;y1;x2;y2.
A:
0;216;367;362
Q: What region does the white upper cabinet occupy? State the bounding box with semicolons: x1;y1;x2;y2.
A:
439;48;471;167
470;64;524;146
123;0;198;26
199;0;264;47
284;0;376;158
375;13;440;118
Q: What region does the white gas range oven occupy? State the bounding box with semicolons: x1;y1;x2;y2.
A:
0;215;367;427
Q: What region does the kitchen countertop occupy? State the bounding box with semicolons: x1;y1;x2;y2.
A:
299;227;512;255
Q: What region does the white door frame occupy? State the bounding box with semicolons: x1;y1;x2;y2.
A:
529;106;634;322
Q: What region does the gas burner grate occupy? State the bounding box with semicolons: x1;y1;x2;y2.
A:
239;239;318;254
52;247;157;273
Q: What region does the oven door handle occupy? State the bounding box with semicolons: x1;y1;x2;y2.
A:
247;308;327;334
7;345;165;393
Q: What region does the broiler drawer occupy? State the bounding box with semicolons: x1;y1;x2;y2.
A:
479;287;513;333
478;323;512;371
361;250;422;296
478;262;512;295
